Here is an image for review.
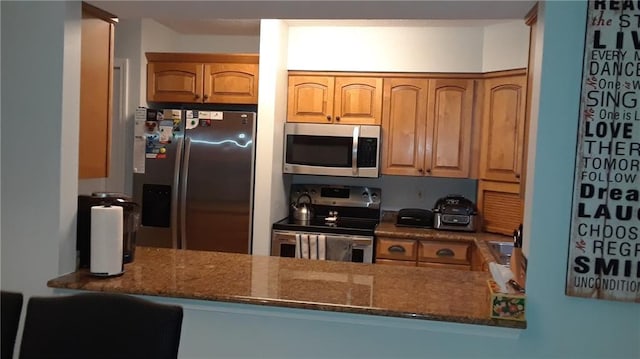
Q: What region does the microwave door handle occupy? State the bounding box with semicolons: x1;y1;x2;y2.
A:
352;126;360;176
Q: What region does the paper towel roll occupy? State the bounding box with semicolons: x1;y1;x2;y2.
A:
90;205;124;277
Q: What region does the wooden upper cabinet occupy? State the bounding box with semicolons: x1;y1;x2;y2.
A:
146;53;259;104
426;79;474;178
287;74;382;124
79;3;115;179
287;75;335;123
479;74;527;183
203;63;259;104
381;77;474;178
147;62;203;103
333;77;382;124
381;78;428;176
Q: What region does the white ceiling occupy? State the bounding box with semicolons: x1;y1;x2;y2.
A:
88;1;536;36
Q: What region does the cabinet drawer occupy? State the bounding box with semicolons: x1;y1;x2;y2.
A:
418;262;471;271
375;258;417;267
376;238;417;261
418;240;470;264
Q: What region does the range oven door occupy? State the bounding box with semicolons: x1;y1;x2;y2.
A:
271;230;373;263
283;123;380;178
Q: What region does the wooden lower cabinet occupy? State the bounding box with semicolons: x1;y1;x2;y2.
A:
375;237;474;270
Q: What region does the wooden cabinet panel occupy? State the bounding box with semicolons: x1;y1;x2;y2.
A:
376;237;418;261
418;240;471;265
147;62;203;103
426;79;474;178
204;63;259;104
479;75;527;183
381;78;428;175
334;77;383;124
381;77;474;178
287;75;381;124
287;75;335;123
146;53;259;104
79;4;114;179
477;180;523;235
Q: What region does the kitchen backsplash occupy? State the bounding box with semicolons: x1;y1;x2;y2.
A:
290;175;477;211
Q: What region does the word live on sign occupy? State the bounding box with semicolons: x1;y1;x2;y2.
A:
566;0;640;303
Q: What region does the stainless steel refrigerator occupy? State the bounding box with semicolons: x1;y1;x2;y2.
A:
133;109;256;253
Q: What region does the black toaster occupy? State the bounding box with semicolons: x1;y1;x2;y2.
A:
396;208;434;228
432;195;478;232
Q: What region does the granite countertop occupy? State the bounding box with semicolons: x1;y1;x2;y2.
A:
48;246;525;329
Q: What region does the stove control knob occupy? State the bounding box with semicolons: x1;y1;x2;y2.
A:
371;193;378;200
362;191;369;198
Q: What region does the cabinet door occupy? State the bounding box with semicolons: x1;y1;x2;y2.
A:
147;62;203;103
479;75;527;182
287;75;335;123
334;77;383;125
79;6;114;178
203;63;259;104
477;180;523;235
381;78;429;176
425;79;474;178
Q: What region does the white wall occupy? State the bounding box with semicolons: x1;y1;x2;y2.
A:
173;34;260;53
1;1;81;295
251;20;291;255
482;20;530;72
287;21;528;72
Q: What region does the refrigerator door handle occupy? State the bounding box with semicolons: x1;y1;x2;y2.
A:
180;137;192;249
171;137;184;249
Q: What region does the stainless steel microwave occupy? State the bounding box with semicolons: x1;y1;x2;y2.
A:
283;123;381;178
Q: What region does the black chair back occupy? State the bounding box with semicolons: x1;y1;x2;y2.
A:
1;291;24;359
19;292;183;359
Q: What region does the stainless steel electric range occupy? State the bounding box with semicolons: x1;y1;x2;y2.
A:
271;184;381;263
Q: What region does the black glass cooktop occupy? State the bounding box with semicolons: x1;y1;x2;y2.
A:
272;216;379;236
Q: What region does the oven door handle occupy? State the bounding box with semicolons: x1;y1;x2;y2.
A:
352;125;360;176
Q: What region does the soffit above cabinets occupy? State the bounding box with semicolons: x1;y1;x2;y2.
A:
87;1;535;36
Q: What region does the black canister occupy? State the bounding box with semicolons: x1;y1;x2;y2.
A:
77;192;140;268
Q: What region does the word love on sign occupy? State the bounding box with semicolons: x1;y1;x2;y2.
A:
566;0;640;303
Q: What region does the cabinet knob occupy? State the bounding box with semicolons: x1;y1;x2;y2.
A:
203;94;209;100
418;169;423;173
515;173;521;179
335;116;341;122
194;94;200;99
426;168;431;173
326;115;332;121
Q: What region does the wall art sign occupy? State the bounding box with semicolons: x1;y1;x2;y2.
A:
566;0;640;302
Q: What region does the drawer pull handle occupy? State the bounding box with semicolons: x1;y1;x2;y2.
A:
436;248;455;257
388;245;406;253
